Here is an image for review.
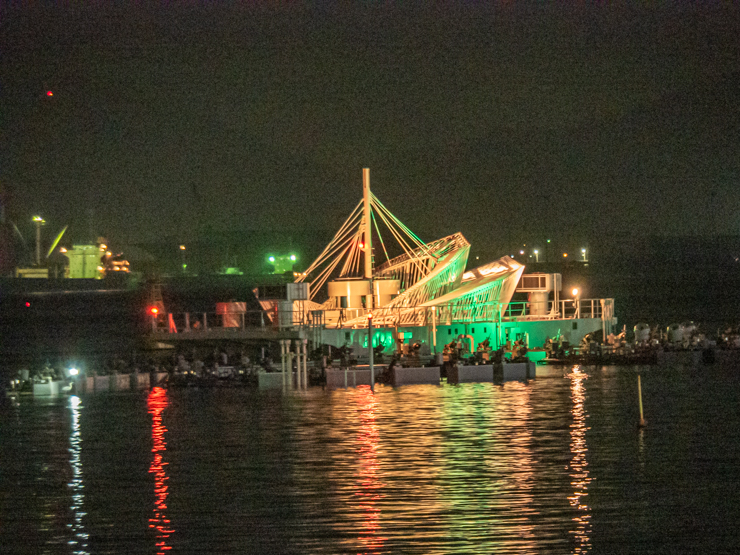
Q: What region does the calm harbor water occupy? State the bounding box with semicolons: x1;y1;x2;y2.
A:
2;363;740;554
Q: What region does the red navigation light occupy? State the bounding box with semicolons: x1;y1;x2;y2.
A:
358;241;365;250
367;313;373;320
148;306;159;316
25;302;31;307
46;90;53;97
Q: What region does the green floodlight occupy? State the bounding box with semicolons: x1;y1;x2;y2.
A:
268;253;298;274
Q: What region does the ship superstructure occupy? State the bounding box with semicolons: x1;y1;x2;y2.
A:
288;169;615;358
144;169;616;365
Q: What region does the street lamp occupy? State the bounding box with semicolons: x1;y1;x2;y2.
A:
179;245;187;272
572;288;580;318
534;249;539;262
581;248;587;262
33;216;45;266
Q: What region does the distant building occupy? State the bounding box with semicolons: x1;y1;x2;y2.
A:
67;244;103;279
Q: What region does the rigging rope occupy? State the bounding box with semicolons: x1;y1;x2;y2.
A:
297;201;362;281
371;212;390;264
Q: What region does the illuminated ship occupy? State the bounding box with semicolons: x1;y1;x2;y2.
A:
287;169;615;360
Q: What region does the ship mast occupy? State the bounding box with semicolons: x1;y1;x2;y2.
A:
363;167;375;390
362;168;373;309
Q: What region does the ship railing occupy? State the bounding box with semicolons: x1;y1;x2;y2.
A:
301;297;610;329
502;298;606;321
150;309;304;334
151;297;611;334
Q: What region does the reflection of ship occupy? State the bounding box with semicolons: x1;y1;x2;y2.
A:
282;169;616;361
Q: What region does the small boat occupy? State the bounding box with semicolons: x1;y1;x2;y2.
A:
32;379;69;396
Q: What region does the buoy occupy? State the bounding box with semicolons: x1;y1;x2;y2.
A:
638;374;647;428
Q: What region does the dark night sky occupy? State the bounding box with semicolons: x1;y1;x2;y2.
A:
2;3;740;256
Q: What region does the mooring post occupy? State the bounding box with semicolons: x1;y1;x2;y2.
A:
293;340;301;389
293;339;300;389
638;374;646;427
368;313;375;393
302;339;309;388
431;307;437;355
280;340;287;390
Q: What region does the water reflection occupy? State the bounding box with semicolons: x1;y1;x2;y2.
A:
442;383;538;552
566;366;592;553
2;364;736;554
503;382;537;550
637;427;646;471
148;387;174;554
354;386;387;553
68;395;89;555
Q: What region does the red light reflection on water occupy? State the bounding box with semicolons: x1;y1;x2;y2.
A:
566;366;592;553
148;387;174;553
354;386;387;554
